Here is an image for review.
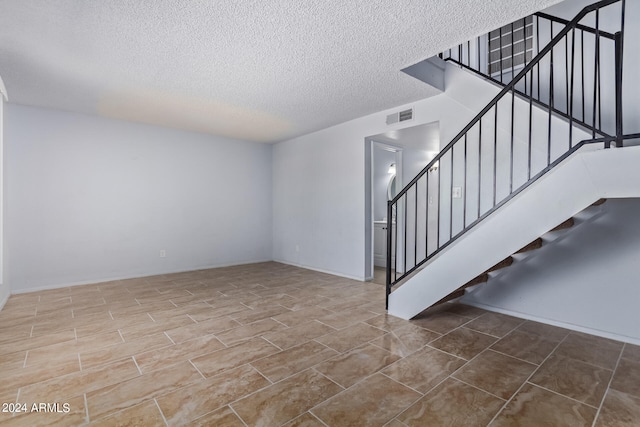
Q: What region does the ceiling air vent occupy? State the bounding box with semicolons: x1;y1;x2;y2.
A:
386;108;413;125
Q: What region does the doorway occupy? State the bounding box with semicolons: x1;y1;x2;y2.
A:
364;122;441;282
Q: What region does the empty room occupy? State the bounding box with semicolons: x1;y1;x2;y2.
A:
1;0;639;425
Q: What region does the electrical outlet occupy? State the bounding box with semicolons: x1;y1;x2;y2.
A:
159;250;166;258
452;187;462;199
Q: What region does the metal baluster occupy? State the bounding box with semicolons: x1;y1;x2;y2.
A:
528;65;534;179
510;91;515;194
478;36;481;72
548;22;554;166
493;105;498;207
593;10;600;140
385;200;393;305
616;0;626;146
536;15;541;99
581;30;586;123
436;166;441;249
499;27;504;82
404;193;407;275
449;150;454;239
425;166;429;256
414;184;418;268
511;22;516;80
478;120;482;218
463;133;467;228
524;17;528;95
569;28;576;148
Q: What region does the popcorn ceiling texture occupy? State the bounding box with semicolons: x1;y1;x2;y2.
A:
0;0;562;143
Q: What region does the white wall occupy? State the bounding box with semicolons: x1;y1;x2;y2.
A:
272;92;478;280
5;105;273;292
0;87;7;308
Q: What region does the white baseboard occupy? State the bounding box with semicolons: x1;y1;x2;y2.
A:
272;259;366;282
462;300;640;346
0;292;8;312
10;258;274;294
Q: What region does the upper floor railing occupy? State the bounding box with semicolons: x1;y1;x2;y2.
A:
440;1;625;143
386;0;628;307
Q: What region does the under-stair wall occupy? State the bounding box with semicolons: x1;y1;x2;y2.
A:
460;197;640;345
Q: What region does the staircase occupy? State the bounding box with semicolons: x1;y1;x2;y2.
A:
385;0;638;319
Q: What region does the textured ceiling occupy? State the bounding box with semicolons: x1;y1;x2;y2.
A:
0;0;562;143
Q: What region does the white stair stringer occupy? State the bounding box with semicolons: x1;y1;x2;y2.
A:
388;145;640;320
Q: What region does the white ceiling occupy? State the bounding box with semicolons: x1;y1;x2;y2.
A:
0;0;562;143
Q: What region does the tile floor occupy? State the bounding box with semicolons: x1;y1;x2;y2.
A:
0;262;638;426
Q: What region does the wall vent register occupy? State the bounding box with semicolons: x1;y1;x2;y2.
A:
386;108;413;125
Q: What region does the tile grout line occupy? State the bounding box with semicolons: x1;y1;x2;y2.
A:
153;398;170;427
83;393;89;424
260;336;283;352
164;331;176;345
526;381;599;409
489;347;548;366
248;363;274;385
132;356;143;376
228;404;250;427
484;331;571;426
591;342;626;427
378;371;426;396
15;388;21;411
308;411;332;427
451;376;508;402
188;360;207;380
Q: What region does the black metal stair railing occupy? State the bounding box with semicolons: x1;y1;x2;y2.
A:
386;0;627;308
439;5;623;142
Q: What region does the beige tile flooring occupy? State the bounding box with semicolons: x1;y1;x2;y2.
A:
0;262;638;426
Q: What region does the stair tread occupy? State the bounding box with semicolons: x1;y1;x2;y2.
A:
460;273;489;290
516;238;543;254
486;256;514;273
550;217;575;232
431;289;465;307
